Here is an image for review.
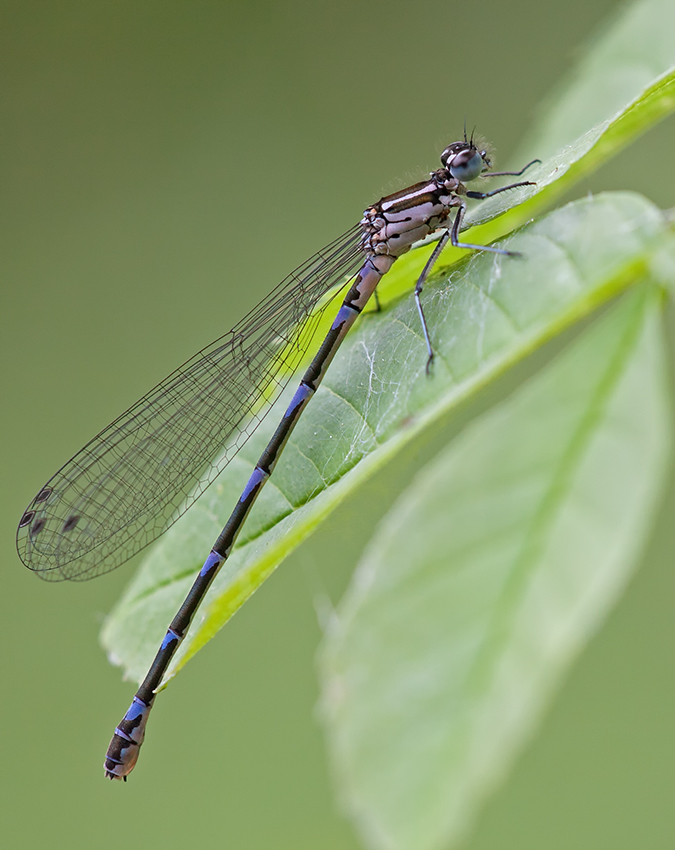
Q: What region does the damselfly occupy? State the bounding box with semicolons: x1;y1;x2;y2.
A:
17;133;538;779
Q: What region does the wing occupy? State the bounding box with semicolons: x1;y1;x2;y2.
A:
17;224;366;581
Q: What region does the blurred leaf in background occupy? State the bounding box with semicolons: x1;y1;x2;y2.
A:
320;284;670;850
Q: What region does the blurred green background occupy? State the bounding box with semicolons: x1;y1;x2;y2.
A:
1;1;673;848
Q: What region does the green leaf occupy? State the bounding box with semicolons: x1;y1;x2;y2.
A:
319;285;671;850
101;193;667;683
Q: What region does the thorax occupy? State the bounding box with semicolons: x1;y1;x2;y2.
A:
361;170;463;259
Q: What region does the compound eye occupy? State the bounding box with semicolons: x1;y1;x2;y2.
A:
448;149;483;183
440;141;463;167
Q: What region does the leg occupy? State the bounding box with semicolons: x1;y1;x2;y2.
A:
450;202;519;257
465;178;536;201
481;158;541;178
414;229;451;373
416;167;537;373
365;289;381;315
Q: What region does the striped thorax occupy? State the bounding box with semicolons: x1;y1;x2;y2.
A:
361;170;464;259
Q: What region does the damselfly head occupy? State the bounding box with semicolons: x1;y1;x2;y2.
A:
440;140;491;183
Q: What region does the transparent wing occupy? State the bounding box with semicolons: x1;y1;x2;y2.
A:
17;224;366;581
